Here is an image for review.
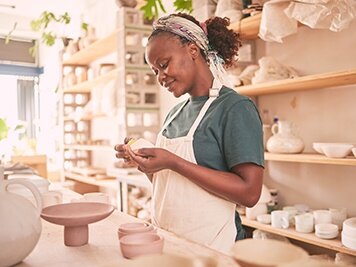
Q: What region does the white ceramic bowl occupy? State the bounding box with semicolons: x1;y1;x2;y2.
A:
312;143;324;154
341;231;356;250
320;143;353;158
257;214;271;224
230;238;309;267
343;217;356;238
315;224;338;239
352;147;356;158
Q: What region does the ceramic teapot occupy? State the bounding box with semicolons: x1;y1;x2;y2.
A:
266;120;304;154
0;166;42;267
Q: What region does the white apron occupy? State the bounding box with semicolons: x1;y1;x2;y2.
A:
152;85;236;254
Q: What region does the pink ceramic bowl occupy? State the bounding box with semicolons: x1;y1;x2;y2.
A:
117;222;156;239
119;232;164;259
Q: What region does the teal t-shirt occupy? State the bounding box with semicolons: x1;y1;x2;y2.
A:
162;86;264;170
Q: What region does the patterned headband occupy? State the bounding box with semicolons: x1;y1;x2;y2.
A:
152;14;231;89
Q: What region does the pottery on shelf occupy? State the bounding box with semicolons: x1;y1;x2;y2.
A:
266;120;304;154
41;202;115;247
0;166;43;267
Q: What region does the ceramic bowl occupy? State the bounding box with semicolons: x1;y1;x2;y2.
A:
312;143;324;154
256;214;271;224
352;148;356;158
230;238;308;267
314;223;338;239
119;232;164;259
341;231;356;250
118;222;156;239
343;217;356;238
320;143;353;158
116;254;217;267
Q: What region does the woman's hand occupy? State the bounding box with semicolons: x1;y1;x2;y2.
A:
126;146;178;174
114;137;136;165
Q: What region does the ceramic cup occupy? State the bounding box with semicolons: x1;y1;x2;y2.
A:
329;208;347;230
313;210;332;225
271;210;289;229
295;213;314;233
42;190;63;208
283;206;299;226
83;192;110;204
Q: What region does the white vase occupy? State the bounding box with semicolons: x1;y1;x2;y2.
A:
0;166;43;267
266;120;304;154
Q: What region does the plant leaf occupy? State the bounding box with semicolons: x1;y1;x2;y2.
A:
0;118;9;141
174;0;192;13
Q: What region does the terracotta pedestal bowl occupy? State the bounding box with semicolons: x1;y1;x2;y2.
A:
41;202;115;246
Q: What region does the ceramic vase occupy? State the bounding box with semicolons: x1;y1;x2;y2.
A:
266;120;304;154
0;166;42;267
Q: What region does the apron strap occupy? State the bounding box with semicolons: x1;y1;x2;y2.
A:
158;98;189;136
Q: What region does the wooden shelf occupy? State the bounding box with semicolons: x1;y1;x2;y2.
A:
64;144;113;151
63;68;118;93
63;30;118;65
241;216;356;256
63;113;106;121
64;171;117;190
235;69;356;96
265;152;356;166
230;14;261;40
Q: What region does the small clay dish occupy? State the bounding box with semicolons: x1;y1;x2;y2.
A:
118;222;156;239
119;232;164;259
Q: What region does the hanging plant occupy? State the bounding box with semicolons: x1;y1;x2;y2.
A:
140;0;193;20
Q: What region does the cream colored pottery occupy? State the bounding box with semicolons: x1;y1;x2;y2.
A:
117;254;217;267
0;166;43;267
267;120;304;154
230;238;308;267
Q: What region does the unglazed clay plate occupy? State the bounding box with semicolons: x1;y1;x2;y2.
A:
41;202;115;246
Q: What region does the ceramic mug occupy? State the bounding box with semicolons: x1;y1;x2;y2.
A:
271;210;289;229
83;192;109;204
42;190;63;208
295;213;314;233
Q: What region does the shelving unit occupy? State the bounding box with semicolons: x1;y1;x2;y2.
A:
265;153;356;166
241;216;356;256
235;69;356;96
231;11;356;257
230;13;261;40
59;7;159;214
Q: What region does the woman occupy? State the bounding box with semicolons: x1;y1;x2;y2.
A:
115;13;264;253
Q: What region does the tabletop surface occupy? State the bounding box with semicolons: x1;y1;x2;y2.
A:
14;183;240;267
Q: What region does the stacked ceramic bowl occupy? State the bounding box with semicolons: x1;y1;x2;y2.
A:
341;217;356;250
117;222;164;259
314;224;339;239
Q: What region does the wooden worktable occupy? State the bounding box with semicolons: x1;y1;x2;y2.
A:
15;186;240;267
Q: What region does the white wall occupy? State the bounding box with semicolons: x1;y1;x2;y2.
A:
256;20;356;216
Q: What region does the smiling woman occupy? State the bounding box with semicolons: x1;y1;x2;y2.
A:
115;12;264;253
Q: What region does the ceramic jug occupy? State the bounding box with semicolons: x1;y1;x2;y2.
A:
0;166;42;267
266;120;304;154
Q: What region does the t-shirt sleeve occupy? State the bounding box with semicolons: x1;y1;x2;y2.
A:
223;99;264;169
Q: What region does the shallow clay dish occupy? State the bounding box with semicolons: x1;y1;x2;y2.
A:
230;238;308;267
41;202;115;246
119;232;164;259
116;254;217;267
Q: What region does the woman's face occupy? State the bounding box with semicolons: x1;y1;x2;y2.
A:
145;33;200;98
